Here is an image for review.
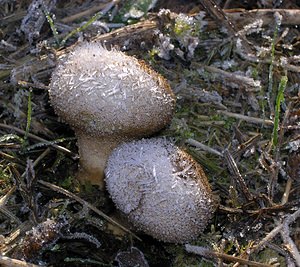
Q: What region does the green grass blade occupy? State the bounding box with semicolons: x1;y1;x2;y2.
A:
272;75;288;149
45;9;60;45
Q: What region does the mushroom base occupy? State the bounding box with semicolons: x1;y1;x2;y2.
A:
76;134;124;189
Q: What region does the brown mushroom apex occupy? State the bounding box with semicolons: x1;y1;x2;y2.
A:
49;43;176;187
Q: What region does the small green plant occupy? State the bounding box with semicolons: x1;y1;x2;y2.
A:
116;0;157;22
60;11;104;47
272;75;287;149
44;10;59;45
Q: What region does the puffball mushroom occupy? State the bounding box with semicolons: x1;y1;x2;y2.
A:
48;43;175;188
105;138;217;243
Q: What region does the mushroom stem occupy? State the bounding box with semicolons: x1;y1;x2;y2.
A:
76;134;123;188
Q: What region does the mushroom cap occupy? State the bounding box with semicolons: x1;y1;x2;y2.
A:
105;138;217;243
49;42;175;138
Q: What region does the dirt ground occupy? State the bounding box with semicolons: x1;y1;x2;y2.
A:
0;0;300;266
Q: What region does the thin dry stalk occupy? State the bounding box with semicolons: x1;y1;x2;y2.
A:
1;221;33;255
281;178;293;205
38;180;141;241
196;64;261;92
217;110;274;126
281;222;300;265
268;102;293;199
0;123;77;159
225;9;300;27
1;148;57;254
224;149;253;201
200;0;254;55
0;186;20;224
185;244;273;267
232;133;262;159
0;256;42;267
61;2;110;23
252;207;300;253
186;138;223;157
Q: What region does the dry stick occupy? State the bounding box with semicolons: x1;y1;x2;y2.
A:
61;3;109;23
186;138;223;157
0;100;54;137
269;102;293;200
0;256;43;267
0;185;20;224
1;148;54;255
38;180;141;241
92;19;157;44
221;9;300;74
252;207;300;253
56;19;158;57
281;178;292;205
59;0;119;47
200;0;254;55
196;64;261;92
223;149;253;201
280;222;300;265
232;133;262;159
185;245;273;267
0;123;78;159
223;0;233;9
217;110;274;126
225;9;300;27
31;147;51;168
17;80;49;91
2;221;34;257
277;102;292;159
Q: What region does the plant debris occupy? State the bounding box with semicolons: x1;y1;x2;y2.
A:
0;0;300;266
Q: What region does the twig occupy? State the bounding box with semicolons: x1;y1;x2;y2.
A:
186;138;223;157
200;0;254;55
196;64;261;92
61;3;109;23
0;186;20;224
1;148;54;253
268;90;289;200
281;222;300;265
223;149;253;201
276;102;292;161
252;207;300;253
38;180;141;241
232;133;262;159
17;80;49;90
217;110;274;126
2;221;33;255
281;178;293;205
60;0;119;46
185;245;273;267
225;9;300;27
0;255;42;267
0;123;78;159
31;148;51;168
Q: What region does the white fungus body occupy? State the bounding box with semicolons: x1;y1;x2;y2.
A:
49;43;175;186
105;138;216;243
49;43;175;138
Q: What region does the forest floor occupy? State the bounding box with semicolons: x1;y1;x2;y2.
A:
0;0;300;266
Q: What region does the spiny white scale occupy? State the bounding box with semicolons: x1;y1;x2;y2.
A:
49;42;175;138
105;138;217;243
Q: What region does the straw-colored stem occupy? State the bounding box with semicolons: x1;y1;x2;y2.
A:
76;134;124;189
